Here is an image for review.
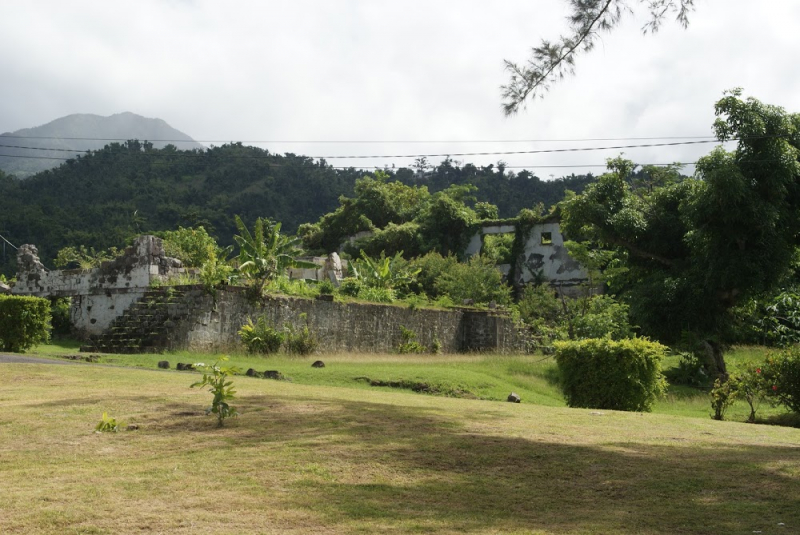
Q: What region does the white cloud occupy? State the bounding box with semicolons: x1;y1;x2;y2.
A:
1;0;798;176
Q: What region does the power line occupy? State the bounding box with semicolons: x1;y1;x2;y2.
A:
0;134;718;143
0;138;726;161
0;232;17;250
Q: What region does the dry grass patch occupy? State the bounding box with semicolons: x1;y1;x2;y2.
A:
1;363;799;534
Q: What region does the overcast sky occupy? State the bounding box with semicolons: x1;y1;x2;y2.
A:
1;0;798;178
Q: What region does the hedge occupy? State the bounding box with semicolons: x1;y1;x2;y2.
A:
0;295;52;352
554;337;668;412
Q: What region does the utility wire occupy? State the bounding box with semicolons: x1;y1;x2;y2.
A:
0;233;18;250
0;138;726;161
0;134;719;143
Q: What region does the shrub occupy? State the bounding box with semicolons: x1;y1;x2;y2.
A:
710;377;735;421
49;297;72;337
0;295;51;352
571;295;635;340
338;278;362;297
554;337;668;412
761;347;800;413
318;280;335;295
728;364;769;422
408;252;459;298
397;325;426;354
357;286;395;303
435;255;511;306
238;316;284;354
285;313;317;355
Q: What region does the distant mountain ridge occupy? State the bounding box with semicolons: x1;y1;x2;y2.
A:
0;112;204;178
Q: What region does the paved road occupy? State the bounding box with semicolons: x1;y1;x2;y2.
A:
0;354;79;365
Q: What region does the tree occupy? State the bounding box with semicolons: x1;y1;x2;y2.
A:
501;0;695;114
560;91;800;377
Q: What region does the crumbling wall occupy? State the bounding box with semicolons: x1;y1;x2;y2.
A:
465;221;589;293
12;236;186;336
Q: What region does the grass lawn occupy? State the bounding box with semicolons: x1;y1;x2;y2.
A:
2;343;800;534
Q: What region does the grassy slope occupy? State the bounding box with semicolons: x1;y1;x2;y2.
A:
29;342;792;422
1;362;799;535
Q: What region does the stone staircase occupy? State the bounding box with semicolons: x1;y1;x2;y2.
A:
80;286;203;354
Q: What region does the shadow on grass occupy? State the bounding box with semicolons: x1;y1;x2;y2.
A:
206;395;800;535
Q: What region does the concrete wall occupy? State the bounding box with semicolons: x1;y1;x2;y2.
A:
465;221;589;292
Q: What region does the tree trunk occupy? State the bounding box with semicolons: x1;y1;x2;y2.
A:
702;339;728;381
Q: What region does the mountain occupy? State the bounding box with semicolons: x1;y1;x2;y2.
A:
0;112;205;178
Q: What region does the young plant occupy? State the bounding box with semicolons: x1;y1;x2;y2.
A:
191;357;240;427
95;412;120;433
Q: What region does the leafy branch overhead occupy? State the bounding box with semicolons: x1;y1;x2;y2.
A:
501;0;695;114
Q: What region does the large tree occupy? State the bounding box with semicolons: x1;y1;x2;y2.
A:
502;0;695;114
561;91;800;376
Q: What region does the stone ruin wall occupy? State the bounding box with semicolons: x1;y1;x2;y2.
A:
168;287;527;354
12;236;187;336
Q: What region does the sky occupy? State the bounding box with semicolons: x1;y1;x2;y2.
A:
1;0;799;178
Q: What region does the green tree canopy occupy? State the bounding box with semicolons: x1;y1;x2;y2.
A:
561;91;800;376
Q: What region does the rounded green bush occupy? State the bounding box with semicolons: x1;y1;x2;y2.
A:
554;337;668;412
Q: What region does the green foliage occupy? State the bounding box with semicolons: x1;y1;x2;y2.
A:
663;352;710;388
318;280;335;295
238;316;285;354
49;297;72;337
268;276;320;299
351;222;423;258
397;325;427;354
198;245;236;296
474;201;499;220
758;289;800;347
761;347;800;414
435;255;511;306
356;286;396;303
407;251;459;298
0;295;51;352
516;285;567;352
54;245;119;269
560;92;800;376
191;356;240;427
351;251;419;295
554;337;668;412
482;233;514;265
95;412;120;433
234;215;317;295
162;226;219;267
338;278;362;298
709;377;735;421
284;314;318;355
727;364;770;423
571;295;635;341
0;139;593;278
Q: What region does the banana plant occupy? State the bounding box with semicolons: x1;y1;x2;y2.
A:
234;215;318;294
351;250;420;291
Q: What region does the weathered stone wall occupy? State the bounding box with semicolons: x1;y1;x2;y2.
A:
166;287;527;354
12;236;187;336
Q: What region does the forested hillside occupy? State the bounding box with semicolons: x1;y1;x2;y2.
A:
0;141;592;275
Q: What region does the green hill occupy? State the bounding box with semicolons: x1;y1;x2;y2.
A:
0;141;592;276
